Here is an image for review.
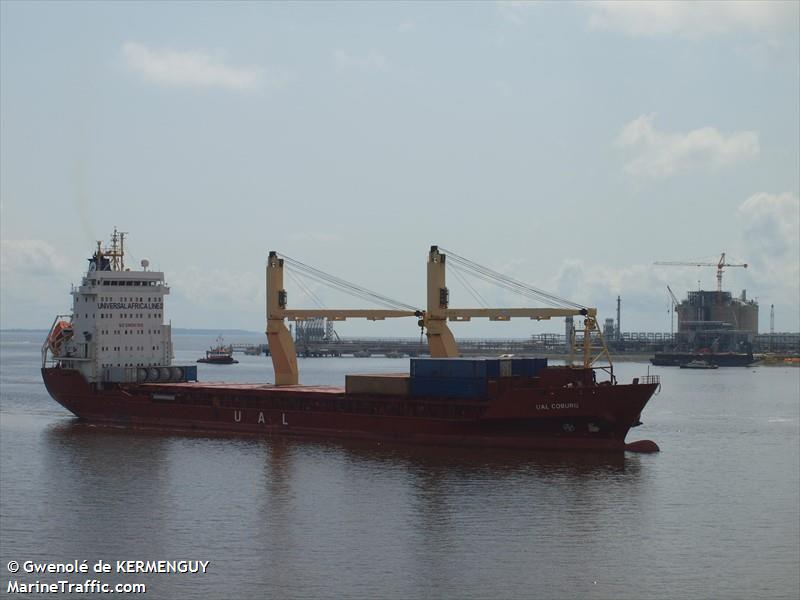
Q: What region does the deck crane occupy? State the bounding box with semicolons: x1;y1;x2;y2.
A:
654;252;748;294
425;246;606;367
266;252;421;385
266;247;610;386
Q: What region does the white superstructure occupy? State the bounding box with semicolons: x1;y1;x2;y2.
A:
44;229;183;384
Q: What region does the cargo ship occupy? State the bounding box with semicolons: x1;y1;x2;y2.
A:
41;232;660;452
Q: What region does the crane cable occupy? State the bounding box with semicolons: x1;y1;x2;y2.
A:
285;269;326;309
438;247;586;310
278;254;421;313
449;262;490;308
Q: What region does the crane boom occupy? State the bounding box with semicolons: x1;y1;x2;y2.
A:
654;252;747;292
666;285;679;307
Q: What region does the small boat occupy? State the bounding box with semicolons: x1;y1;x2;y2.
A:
679;360;718;370
197;337;239;364
353;350;371;358
385;351;404;358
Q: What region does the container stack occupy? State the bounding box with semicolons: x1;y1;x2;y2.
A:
409;357;548;399
410;358;489;399
510;358;548;378
345;358;550;399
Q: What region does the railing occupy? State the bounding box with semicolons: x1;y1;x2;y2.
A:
637;375;660;385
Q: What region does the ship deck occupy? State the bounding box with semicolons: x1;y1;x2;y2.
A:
137;381;347;395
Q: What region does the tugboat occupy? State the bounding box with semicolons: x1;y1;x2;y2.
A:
197;336;238;364
40;234;660;453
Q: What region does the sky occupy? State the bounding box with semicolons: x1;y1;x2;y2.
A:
1;1;799;337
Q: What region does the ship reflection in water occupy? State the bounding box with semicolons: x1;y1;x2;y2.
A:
38;420;643;598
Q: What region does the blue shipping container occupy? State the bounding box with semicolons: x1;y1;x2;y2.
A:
485;359;500;378
409;376;488;399
411;358;488;379
183;365;198;381
510;358;548;377
511;358;535;377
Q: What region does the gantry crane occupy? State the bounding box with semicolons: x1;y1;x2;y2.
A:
655;252;748;293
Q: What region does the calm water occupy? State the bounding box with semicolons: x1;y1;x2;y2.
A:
1;331;798;599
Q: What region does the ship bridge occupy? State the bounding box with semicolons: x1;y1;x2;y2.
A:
46;229;176;384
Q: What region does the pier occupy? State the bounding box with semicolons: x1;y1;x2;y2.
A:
231;331;800;358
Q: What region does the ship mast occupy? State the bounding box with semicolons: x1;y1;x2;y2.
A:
105;227;128;271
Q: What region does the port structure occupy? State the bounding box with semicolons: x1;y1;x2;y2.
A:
267;247;611;386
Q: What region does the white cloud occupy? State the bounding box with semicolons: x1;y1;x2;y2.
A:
551;259;667;312
0;239;71;278
332;49;387;70
533;192;800;332
170;266;264;315
122;42;270;90
586;0;799;39
736;192;800;320
616;114;759;179
738;192;799;256
1;240;76;327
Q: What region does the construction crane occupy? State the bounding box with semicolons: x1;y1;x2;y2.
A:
655;252;748;293
666;285;679;336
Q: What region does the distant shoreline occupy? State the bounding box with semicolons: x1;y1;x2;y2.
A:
1;328;263;335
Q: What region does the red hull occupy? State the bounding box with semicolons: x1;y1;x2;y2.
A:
42;368;658;452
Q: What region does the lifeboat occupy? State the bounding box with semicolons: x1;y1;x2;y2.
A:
47;320;74;355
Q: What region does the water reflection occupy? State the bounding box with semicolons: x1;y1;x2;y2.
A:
43;422;173;558
35;422;648;599
5;333;799;599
